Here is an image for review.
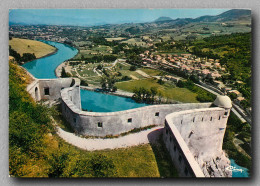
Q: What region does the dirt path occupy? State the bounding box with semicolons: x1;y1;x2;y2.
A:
56;126;163;151
136;70;150;78
130;75;139;80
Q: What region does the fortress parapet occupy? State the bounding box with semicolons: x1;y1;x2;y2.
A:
26;75;233;177
164;96;232;177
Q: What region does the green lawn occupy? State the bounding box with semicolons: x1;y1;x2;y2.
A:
121;38;148;47
105;37;126;42
49;104;178;177
78;68;96;77
54;134;178;177
9;38;56;58
140;68;166;76
119;70;145;79
116;78;199;103
115;63;130;70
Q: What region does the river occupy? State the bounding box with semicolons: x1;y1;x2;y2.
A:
22;40;78;79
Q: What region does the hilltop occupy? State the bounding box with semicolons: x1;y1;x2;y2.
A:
194;9;251;22
154;16;173;22
9;38;56;58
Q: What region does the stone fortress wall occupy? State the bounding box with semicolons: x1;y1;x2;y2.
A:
26;76;232;177
61;85;213;136
164;107;231;177
26;77;76;101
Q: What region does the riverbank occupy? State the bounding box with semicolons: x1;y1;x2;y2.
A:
22;40;78;79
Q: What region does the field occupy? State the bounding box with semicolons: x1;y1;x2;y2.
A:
121;38;148;47
105;37;126;41
9;38;56;58
73;45;113;59
116;78;199;103
140;68;166;76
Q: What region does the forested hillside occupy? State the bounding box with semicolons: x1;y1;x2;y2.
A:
189;32;251;105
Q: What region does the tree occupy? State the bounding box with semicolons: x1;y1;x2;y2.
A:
61;67;67;77
111;86;117;92
177;80;184;88
157;79;164;85
97;64;103;70
229;92;237;100
150;87;158;103
190;75;199;83
80;80;88;86
129;65;137;71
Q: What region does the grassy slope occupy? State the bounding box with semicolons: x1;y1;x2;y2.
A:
116;78;199;103
140;68;165;76
9;61;178;177
9;38;56;58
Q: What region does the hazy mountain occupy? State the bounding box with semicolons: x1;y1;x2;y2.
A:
194;9;251;22
151;9;251;25
154;16;173;22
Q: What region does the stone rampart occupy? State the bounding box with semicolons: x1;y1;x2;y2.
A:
164;108;231;177
61;86;212;137
27;77;80;101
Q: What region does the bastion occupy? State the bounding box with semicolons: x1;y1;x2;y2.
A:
26;77;232;177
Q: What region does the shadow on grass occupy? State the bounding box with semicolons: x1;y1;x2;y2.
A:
147;128;179;178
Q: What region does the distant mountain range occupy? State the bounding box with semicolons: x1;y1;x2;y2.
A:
154;9;251;23
9;9;251;27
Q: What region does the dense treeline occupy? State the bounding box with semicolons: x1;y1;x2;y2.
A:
132;87;158;104
78;54;117;63
9;61;117;177
9;46;36;65
176;79;216;102
191;33;251;78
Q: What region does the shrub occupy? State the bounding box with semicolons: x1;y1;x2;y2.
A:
80;80;88;86
129;65;137;71
177;80;184;88
89;154;117;177
157;79;164;85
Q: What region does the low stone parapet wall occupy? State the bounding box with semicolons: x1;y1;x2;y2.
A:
60;86;212;137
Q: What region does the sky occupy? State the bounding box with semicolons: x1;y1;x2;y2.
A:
9;9;230;26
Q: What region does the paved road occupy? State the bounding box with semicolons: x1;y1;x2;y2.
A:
195;83;250;124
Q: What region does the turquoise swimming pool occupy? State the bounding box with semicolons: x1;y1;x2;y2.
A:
80;89;148;112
